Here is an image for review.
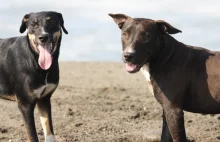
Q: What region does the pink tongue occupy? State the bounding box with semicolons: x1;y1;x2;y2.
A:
125;63;137;72
37;44;52;70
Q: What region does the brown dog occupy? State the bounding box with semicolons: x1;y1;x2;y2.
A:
109;13;220;142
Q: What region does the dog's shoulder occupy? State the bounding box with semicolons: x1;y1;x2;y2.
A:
0;36;30;66
0;36;27;48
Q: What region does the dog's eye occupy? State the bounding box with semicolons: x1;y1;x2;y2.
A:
142;35;147;39
31;22;38;28
122;32;128;37
141;33;149;41
47;19;56;25
49;20;56;24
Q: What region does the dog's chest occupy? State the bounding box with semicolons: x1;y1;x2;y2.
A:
141;64;154;95
34;84;57;98
33;73;58;98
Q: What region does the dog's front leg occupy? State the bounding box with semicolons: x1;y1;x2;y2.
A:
161;110;173;142
18;100;38;142
37;95;55;142
164;108;186;142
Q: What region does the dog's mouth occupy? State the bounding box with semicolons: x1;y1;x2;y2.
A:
125;58;149;73
30;38;58;70
125;63;142;73
37;43;53;70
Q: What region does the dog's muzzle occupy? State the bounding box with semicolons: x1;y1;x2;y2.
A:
28;33;59;70
123;52;148;73
123;52;140;73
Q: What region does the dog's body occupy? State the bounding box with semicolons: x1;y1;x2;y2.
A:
109;13;220;142
0;11;68;142
0;36;59;100
141;36;220;114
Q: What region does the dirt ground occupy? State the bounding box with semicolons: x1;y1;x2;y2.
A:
0;62;220;142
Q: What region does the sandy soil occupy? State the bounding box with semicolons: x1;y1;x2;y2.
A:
0;62;220;142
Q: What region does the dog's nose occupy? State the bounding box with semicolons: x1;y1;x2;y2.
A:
38;34;49;43
124;52;135;62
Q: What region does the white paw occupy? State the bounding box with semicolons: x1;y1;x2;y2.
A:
45;135;55;142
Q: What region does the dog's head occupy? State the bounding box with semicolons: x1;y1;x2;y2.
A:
109;13;181;73
19;11;68;70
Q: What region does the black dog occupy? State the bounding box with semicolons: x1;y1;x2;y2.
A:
0;11;68;142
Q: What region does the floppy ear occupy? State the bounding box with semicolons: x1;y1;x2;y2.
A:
55;12;68;34
108;13;131;29
19;13;31;33
156;20;182;34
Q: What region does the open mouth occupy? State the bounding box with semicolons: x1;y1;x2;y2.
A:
31;37;58;70
37;43;53;70
125;63;142;73
32;37;57;54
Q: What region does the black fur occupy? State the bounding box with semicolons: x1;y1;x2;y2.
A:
0;11;68;142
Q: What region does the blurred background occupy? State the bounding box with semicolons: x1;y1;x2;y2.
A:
1;0;220;61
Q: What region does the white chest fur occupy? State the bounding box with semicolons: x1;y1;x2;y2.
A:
141;64;154;95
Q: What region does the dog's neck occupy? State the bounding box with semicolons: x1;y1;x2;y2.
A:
149;34;186;70
141;34;188;96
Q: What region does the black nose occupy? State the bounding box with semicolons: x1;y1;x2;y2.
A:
124;52;135;62
38;34;49;43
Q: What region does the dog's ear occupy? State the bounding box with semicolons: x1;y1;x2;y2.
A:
156;20;182;34
19;13;31;33
108;13;131;29
55;12;68;34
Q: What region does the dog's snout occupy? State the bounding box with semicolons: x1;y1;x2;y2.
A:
38;34;49;43
124;52;135;62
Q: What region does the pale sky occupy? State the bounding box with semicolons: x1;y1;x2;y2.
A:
1;0;220;61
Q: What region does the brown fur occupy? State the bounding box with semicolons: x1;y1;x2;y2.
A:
109;13;220;142
0;94;16;101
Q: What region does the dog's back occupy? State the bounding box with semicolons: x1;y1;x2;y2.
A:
0;36;33;101
183;45;220;113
